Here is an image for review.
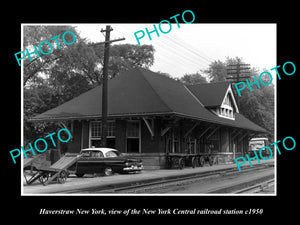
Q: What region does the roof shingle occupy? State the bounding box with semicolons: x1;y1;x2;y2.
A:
187;82;231;107
32;68;266;133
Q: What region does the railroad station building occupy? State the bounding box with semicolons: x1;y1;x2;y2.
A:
31;68;266;169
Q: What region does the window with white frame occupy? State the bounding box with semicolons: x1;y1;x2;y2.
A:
107;122;116;137
217;106;234;119
89;121;116;148
91;121;102;138
215;93;235;120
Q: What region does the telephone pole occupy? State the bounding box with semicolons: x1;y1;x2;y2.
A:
226;59;251;106
95;25;125;147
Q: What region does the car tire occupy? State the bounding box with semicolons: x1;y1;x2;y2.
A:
104;167;113;176
75;173;84;178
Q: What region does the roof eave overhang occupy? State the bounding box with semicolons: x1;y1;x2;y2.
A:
28;111;176;122
29;111;267;134
172;112;267;133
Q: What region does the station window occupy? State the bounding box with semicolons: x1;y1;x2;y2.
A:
217;106;234;119
89;121;116;148
91;121;102;138
127;121;140;138
107;122;116;137
173;138;179;153
126;121;140;153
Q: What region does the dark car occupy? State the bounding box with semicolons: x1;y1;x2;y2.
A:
75;148;143;177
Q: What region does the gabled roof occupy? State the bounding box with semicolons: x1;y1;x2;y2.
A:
187;82;239;112
187;82;231;107
31;68;266;133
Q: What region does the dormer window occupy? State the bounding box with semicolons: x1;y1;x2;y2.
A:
187;82;239;121
218;105;234;119
213;86;238;120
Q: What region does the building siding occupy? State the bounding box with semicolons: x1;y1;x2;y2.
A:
61;117;252;169
68;120;82;153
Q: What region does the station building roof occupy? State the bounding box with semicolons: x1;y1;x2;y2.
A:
31;68;266;133
187;82;231;107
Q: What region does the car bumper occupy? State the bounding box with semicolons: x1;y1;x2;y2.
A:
123;165;143;171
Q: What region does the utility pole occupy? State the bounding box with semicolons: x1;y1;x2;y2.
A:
226;58;251;107
100;25;112;148
95;25;125;147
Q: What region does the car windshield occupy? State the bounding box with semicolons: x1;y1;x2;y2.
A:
105;150;120;158
81;150;104;158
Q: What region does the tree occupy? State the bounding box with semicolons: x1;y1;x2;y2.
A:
202;57;248;83
23;25;155;144
24;26;155;88
105;44;154;79
23;26;82;87
237;68;274;141
202;60;227;82
155;71;172;78
201;57;274;139
180;72;208;85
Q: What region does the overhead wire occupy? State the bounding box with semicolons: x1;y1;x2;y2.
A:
169;32;216;62
114;28;205;73
108;25;216;76
108;28;184;75
164;34;214;64
157;37;209;68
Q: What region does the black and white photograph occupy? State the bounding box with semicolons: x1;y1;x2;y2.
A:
21;23;276;196
4;4;298;221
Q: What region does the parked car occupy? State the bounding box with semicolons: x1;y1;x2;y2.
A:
75;148;143;177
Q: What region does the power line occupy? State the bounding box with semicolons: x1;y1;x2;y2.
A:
105;30;197;75
106;27;213;76
153;38;210;69
114;26;212;68
158;37;210;68
164;35;213;64
168;32;216;62
98;29;196;77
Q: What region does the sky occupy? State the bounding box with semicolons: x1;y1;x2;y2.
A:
75;23;276;79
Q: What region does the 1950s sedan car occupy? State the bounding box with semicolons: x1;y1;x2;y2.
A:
75;148;143;177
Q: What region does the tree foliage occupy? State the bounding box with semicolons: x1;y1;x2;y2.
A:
177;57;274;140
180;72;208;85
24;25;155;143
238;68;274;140
205;57;274;140
202;59;227;82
